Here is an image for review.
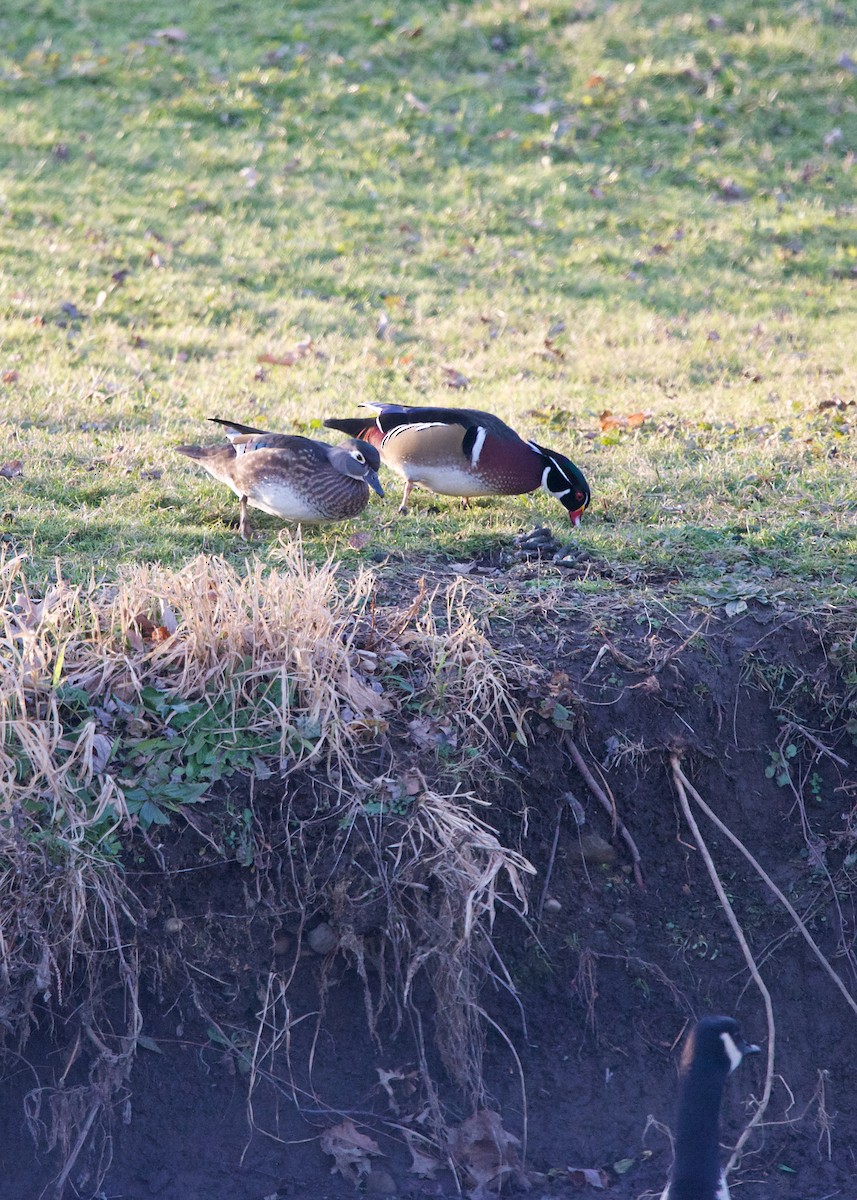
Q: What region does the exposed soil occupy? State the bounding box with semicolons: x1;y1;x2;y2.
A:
1;595;855;1200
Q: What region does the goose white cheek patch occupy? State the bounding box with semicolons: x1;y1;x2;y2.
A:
720;1031;744;1073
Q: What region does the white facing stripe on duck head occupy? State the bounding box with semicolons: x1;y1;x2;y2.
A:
469;426;487;467
385;421;446;440
720;1031;743;1073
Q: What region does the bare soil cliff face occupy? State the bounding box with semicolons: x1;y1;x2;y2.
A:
1;607;854;1200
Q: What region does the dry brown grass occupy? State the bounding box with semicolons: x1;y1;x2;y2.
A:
0;546;535;1193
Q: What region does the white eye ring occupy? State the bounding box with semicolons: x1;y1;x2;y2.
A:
352;451;366;464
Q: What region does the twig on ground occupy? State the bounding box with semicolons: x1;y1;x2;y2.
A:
780;721;850;768
564;735;644;889
537;804;564;922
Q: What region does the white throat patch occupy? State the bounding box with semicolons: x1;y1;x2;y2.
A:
720;1031;743;1073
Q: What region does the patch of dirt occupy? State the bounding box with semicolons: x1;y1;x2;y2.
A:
1;603;855;1200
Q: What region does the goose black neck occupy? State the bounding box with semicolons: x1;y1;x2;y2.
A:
670;1062;727;1197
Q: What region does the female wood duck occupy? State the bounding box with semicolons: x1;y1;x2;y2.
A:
661;1016;760;1200
323;402;590;523
176;417;384;539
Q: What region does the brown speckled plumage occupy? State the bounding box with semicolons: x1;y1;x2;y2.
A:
176;418;383;538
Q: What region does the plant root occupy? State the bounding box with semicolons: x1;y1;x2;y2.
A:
564;734;644;889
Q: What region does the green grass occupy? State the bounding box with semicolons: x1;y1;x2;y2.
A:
0;0;855;603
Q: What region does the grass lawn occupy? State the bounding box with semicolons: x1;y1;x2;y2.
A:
0;0;855;604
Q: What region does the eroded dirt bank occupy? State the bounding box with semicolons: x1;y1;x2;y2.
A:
1;599;855;1200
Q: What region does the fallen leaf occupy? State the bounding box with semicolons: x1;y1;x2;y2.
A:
131;612;157;639
257;338;313;367
159;601;178;634
239;166;260;187
716;178;746;201
320;1119;383;1183
442;365;469;389
408;715;458;752
404;91;429;114
567;1165;609;1188
348;531;372;550
541;337;565;359
0;460;23;479
599;411;647;432
2;370;19;383
404;1131;441;1179
61;300;84;319
153;26;187;42
448;1110;526;1200
91;733;114;773
400;26;423;38
150;626;172;644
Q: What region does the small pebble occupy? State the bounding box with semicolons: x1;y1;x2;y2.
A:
308;922;338;955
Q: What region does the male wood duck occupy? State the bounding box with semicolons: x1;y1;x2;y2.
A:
323;402;590;522
176;417;384;539
661;1016;760;1200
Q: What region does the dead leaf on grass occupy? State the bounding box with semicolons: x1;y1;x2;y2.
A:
348;531;372;550
320;1119;383;1183
539;337;565;360
257;338;313;367
716;178;747;201
442;365;469;389
2;370;19;383
599;410;647;432
153;26;188;42
0;460;23;479
91;733;114;774
408;715;458;752
404;91;429;114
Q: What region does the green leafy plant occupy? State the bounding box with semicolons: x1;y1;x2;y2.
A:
765;744;798;788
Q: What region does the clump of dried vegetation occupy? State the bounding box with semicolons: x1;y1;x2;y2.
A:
0;546;535;1193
